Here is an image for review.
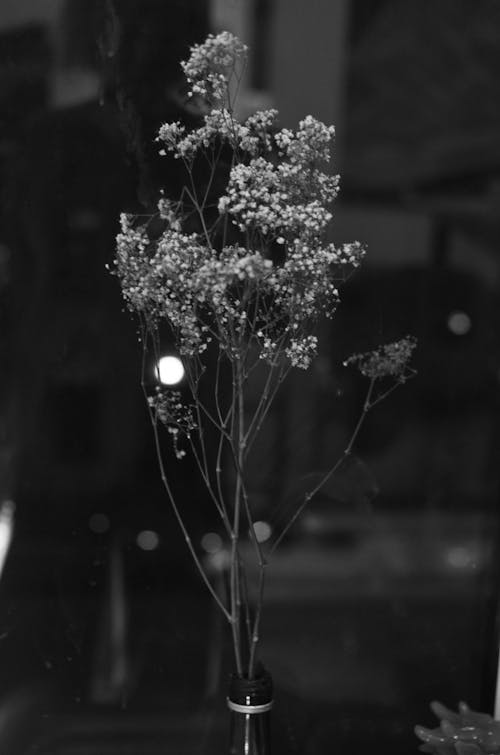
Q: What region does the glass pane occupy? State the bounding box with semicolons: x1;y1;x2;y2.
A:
0;1;499;754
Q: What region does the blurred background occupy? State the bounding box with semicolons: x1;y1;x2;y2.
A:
1;0;500;753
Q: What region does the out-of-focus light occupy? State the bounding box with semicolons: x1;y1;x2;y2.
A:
253;521;272;543
301;513;323;534
0;500;15;579
201;532;223;553
88;512;110;534
445;545;475;569
447;311;471;336
156;356;185;385
137;530;160;551
208;549;231;572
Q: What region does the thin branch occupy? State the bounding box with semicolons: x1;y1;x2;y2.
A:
248;563;267;680
269;376;376;555
345;377;375;455
140;349;231;622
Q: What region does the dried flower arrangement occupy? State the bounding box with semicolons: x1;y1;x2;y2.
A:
113;31;416;684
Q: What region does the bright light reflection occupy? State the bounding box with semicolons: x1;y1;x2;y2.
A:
447;311;471;336
0;500;15;579
253;520;272;543
137;530;160;551
156;356;185;385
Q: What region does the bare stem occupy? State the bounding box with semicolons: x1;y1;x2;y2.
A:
269;377;376;555
184;363;232;535
138;324;231;620
244;360;290;454
229;356;246;676
345;377;375;455
230;538;243;676
144;389;231;622
248;562;267;679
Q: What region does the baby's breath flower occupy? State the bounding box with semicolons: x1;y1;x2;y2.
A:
277;115;336;165
285;335;318;369
218;157;339;239
148;388;197;459
335;241;366;266
181;31;248;104
157;121;186;154
157;197;182;230
259;336;280;365
116;31;366;374
111;31;414;662
344;336;417;380
157;108;278;161
239;109;278;155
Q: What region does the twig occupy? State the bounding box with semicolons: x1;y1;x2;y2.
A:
269;377;376;555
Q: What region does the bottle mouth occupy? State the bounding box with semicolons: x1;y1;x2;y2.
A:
226;698;274;714
227;666;274;710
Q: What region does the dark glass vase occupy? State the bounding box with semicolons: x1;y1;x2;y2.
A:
227;668;273;755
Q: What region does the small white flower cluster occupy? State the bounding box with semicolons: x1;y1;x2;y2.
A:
344;336;417;380
180;31;248;103
115;31;366;375
218;157;339;238
272;238;362;326
337;241;366;266
147;388;197;459
157;121;186;155
188;245;277;353
285;335;318;369
275;115;335;165
158;108;278;161
239;109;278;154
215;115;339;242
115;212;151;308
158;196;182;229
115;221;210;355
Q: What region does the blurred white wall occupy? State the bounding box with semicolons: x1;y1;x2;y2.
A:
0;0;63;31
271;0;349;134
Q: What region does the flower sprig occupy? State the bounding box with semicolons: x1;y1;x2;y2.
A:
116;46;365;366
180;31;248;104
344;336;418;381
147;388;197;459
113;30;415;683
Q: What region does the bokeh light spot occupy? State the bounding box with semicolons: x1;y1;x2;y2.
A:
447;311;471;336
88;513;110;534
137;530;160;551
201;532;223;553
156;356;185;385
253;521;272;543
446;545;473;569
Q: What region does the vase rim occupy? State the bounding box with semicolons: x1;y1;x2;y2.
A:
228;666;273;706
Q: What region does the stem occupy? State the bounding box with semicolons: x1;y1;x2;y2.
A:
200;139;224;212
232;457;266;678
138;324;231;620
146;394;231;622
368;369;415;408
184;362;232;535
229;357;246;676
239;562;253;655
230;541;243;676
244;359;290;454
186;431;231;534
269;377;376;555
248;562;267;680
184;182;213;250
345;377;375;455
